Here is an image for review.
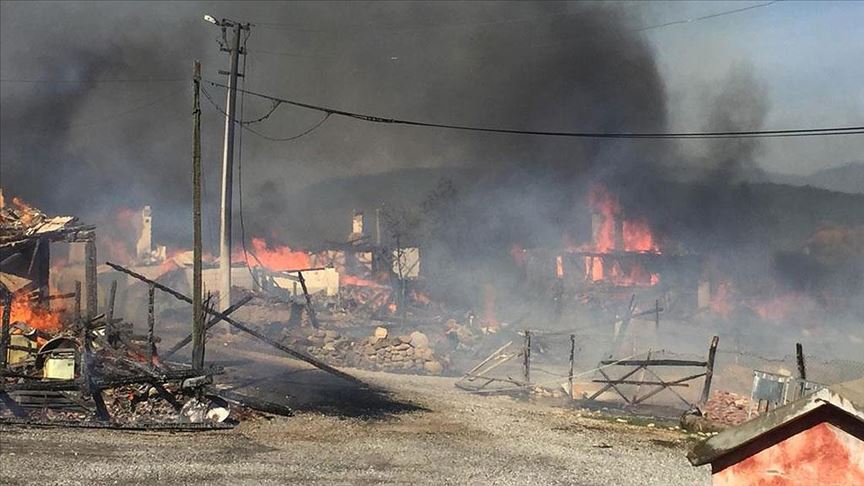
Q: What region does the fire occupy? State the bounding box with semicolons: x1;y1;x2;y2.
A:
10;294;62;333
572;184;661;286
341;274;387;288
623;220;659;253
588;184;618;252
587;184;659;253
236;238;311;271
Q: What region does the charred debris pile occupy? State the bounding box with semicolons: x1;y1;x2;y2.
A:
0;197;307;429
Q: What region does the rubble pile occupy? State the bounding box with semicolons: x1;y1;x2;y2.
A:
701;390;752;426
305;327;445;375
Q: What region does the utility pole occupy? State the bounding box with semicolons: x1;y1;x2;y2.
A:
204;15;250;310
192;60;205;370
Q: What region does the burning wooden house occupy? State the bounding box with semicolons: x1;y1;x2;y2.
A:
522;184;703;315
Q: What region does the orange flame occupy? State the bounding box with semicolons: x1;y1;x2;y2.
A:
588;184;618;252
341;274;387;288
623;220;659;253
235;238;311;271
10;294;62;333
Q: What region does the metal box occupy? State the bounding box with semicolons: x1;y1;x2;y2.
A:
43;352;76;380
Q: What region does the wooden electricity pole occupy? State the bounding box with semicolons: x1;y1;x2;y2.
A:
192;60;205;370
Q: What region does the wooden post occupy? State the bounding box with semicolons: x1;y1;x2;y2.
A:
568;334;576;399
654;299;660;331
1;295;11;371
1;295;25;417
296;271;320;329
84;239;97;320
191;59;205;371
74;280;82;323
106;280;118;345
523;330;531;386
699;335;720;405
147;283;156;369
796;342;807;397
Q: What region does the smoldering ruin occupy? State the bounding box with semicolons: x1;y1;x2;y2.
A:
2;2;864;485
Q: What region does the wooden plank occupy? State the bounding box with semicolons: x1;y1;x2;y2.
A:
633;372;707;405
105;262;364;385
598;359;708;367
592;380;690;387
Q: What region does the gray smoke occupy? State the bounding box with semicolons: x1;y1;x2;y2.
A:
2;1;674;248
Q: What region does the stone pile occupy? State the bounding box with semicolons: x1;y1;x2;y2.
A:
701;390;752;426
306;327;444;375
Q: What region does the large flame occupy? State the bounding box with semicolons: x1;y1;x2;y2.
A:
588;185;618;252
235;238;312;271
10;294;62;333
574;184;660;286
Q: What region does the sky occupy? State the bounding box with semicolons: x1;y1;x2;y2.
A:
642;1;864;175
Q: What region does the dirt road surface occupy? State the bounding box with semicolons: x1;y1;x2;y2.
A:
0;368;710;485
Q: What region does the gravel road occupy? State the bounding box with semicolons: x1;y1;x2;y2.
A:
0;368;710;485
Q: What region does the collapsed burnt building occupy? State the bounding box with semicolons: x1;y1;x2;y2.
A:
0;194;361;426
519;184;704;318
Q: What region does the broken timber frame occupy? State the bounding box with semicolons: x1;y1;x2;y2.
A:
105;262;364;385
589;336;720;408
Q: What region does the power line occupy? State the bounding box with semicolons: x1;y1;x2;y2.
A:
636;1;779;32
200;85;330;142
204;80;864;140
251;2;780;36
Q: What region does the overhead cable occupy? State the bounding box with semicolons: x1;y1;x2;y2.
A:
204;80;863;140
200;85;329;142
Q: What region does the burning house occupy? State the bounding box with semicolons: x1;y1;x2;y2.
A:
0;194;318;426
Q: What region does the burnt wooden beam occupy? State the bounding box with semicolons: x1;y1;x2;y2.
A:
796;342;807;397
104;262;364;385
162;295;253;360
598;359;708;367
147;283;156;369
84;240;97;320
296;271;320;329
213;389;293;417
1;367;223;392
698;336;720;405
74;281;82;322
106;280;118;345
1;295;10;372
591;379;691;387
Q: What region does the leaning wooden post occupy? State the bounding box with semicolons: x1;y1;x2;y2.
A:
699;336;720;405
654;299;660;331
106;280;118;345
568;334;576;399
795;342;807;397
522;330;531;387
147;283;156;369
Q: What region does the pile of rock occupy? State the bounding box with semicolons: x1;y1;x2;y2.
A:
305;327;444;375
701;390;752;426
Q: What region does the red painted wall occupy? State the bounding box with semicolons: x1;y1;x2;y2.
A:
713;421;864;485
